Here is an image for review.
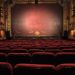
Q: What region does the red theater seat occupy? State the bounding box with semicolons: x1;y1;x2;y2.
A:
11;49;27;53
0;49;10;54
62;48;75;52
28;49;44;54
31;52;75;65
44;49;60;52
14;64;55;75
56;52;75;65
0;62;13;75
0;53;7;62
57;64;75;75
32;52;54;64
7;53;31;66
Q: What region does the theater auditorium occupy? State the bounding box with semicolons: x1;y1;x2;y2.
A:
0;0;75;75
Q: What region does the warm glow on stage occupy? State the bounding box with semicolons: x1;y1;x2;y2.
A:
34;31;40;36
12;4;62;38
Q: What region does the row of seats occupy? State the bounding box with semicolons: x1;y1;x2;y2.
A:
0;52;75;66
14;63;75;75
0;49;44;54
0;39;75;50
0;48;75;54
0;62;75;75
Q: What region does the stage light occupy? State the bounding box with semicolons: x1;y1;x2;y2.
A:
34;31;40;36
70;29;75;37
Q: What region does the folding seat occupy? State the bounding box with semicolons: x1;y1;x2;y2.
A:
44;49;60;52
9;46;28;51
57;64;75;75
0;62;13;75
0;53;7;62
56;52;75;65
7;53;31;66
61;48;75;52
0;49;10;54
28;49;44;54
14;64;55;75
32;52;54;64
11;49;27;53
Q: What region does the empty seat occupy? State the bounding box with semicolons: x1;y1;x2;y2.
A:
28;49;44;54
11;49;27;53
44;49;60;52
32;52;54;64
8;53;31;66
0;49;10;54
0;53;7;62
0;62;13;75
61;48;75;52
14;64;55;75
56;52;75;65
57;64;75;75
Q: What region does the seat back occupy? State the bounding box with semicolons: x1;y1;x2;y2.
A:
8;53;31;66
14;64;55;75
0;62;13;75
57;64;75;75
28;49;44;54
56;52;75;64
0;49;10;54
11;49;27;53
32;52;54;64
0;53;7;62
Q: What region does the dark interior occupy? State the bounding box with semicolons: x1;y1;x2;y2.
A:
0;0;75;75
